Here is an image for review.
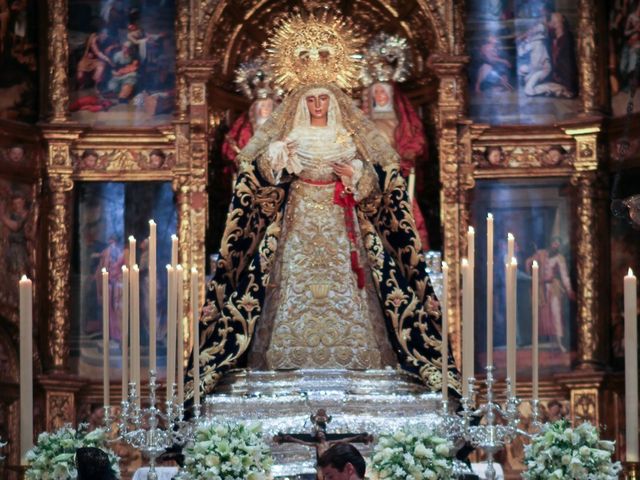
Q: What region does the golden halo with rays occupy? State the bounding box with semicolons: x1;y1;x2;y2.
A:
266;12;364;92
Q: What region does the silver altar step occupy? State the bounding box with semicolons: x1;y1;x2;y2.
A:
203;368;444;479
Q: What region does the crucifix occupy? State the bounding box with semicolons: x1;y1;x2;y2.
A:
273;409;373;461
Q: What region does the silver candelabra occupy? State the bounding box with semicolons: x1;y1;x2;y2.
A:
459;365;523;480
105;370;199;480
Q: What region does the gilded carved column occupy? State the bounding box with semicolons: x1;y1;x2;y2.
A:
564;124;607;368
175;60;213;351
42;136;76;371
47;0;70;123
577;0;600;115
431;55;469;367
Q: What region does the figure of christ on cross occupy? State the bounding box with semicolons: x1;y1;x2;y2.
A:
273;409;373;479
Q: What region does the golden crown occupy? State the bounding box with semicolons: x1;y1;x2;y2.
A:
267;12;363;92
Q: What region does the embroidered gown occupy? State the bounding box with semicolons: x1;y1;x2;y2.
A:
248;124;396;370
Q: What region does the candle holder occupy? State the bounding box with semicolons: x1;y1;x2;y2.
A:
110;370;197;480
459;366;523;480
625;461;640;480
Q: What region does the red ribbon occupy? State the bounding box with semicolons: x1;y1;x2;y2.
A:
333;182;365;289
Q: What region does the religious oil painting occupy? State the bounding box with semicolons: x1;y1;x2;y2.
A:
466;0;581;125
0;173;37;324
71;181;176;379
470;178;576;376
68;0;175;127
610;168;640;364
0;0;38;122
609;0;640;116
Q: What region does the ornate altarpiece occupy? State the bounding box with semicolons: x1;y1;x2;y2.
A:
0;0;625;478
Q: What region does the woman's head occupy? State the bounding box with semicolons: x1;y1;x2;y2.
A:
292;87;341;128
306;92;331;125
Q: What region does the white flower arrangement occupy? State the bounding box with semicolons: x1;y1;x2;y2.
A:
369;425;454;480
25;424;120;480
522;419;621;480
177;421;273;480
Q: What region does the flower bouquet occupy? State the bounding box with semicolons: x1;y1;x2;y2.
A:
177;421;273;480
522;419;621;480
369;425;454;479
25;424;119;480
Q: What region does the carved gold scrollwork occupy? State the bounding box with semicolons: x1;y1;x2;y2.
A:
46;392;74;431
577;0;600;115
571;388;599;425
47;172;74;370
48;0;70;123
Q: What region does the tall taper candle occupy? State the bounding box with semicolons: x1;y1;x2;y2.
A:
102;268;110;408
191;267;200;408
461;258;473;396
176;265;185;404
487;213;494;366
166;265;176;398
19;275;33;463
532;260;539;402
148;220;157;373
506;257;518;392
625;268;638;461
507;233;515;262
467;227;475;378
171;234;178;267
121;265;129;402
131;265;141;401
128;235;136;270
442;261;449;402
408;168;416;204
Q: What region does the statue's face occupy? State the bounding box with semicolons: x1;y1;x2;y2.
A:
255;99;274;120
306;93;330;121
372;84;390;107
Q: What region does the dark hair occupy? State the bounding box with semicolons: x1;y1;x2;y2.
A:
317;443;366;478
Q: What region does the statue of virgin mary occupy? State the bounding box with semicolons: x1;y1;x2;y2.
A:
185;13;460;401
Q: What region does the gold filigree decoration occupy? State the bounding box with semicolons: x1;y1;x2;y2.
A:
48;0;69;122
48;172;73;369
267;12;363;91
472;144;576;169
71;149;175;172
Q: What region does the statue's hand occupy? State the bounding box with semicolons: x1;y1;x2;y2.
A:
285;139;298;157
332;162;354;178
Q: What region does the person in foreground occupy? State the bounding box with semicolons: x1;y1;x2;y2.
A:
318;443;366;480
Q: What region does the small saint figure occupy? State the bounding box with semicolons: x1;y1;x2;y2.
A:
360;33;430;249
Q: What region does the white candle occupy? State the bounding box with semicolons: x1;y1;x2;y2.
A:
625;268;638;461
128;235;136;270
467;226;475;378
171;234;178;267
507;233;515;263
442;261;449;403
408;168;416;204
121;265;129;402
191;267;200;408
166;265;176;398
487;213;494;367
102;268;110;409
532;261;539;402
19;275;33;464
149;220;157;374
506;257;518;392
131;265;141;403
461;258;474;396
176;265;185;405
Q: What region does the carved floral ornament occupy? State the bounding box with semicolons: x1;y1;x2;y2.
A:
70;149;176;172
472;144;576;169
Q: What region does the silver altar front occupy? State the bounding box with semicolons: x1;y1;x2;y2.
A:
203;368;444;478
